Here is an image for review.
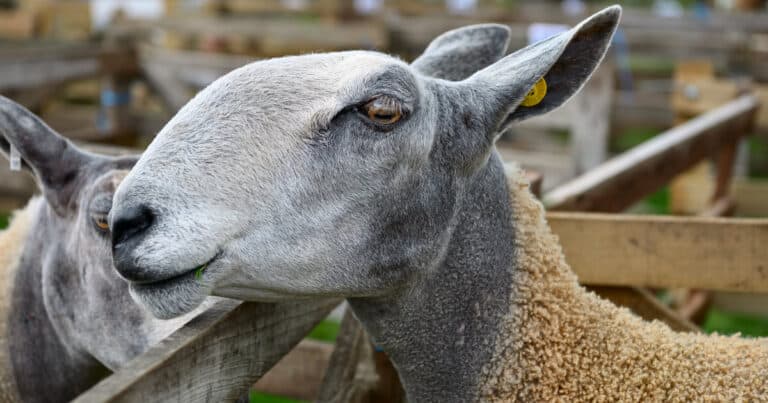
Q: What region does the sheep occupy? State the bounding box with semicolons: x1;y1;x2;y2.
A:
0;98;214;402
109;5;768;402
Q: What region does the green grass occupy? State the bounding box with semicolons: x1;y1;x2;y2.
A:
306;319;341;343
641;186;670;215
611;127;661;153
250;391;304;403
748;136;768;179
703;308;768;338
0;213;8;229
627;56;676;76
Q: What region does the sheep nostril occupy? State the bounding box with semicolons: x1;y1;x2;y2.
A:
111;204;155;248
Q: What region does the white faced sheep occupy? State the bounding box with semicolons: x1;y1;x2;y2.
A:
0;98;214;402
109;6;768;402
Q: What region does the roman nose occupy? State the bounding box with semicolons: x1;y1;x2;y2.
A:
111;204;155;281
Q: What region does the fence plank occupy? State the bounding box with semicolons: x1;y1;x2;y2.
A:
74;298;340;403
0;45;137;92
549;212;768;293
253;339;334;401
543;95;760;212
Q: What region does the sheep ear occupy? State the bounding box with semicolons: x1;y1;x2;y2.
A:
466;6;620;132
0;96;91;215
411;24;511;81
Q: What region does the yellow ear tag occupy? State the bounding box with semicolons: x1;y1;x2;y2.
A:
521;77;547;107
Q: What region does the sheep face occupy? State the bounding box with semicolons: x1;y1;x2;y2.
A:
0;96;154;367
112;7;621;319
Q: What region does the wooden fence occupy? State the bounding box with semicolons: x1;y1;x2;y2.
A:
58;94;761;401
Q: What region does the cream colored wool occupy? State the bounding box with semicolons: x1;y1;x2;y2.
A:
0;199;36;402
479;168;768;402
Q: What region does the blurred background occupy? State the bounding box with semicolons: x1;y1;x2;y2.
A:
0;1;767;402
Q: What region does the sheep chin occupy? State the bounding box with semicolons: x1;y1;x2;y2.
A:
128;273;209;320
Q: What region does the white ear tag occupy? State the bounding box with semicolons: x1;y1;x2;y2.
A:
9;145;21;171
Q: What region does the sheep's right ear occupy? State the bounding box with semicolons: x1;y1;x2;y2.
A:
0;96;92;215
464;6;621;134
411;24;511;81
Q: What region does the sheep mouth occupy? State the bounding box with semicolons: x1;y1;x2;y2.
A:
130;251;221;286
127;252;222;319
129;275;207;319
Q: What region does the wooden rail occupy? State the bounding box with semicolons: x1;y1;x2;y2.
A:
543;95;759;212
74;299;340;402
0;45;138;92
551;213;768;293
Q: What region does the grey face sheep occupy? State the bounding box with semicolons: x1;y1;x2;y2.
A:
0;98;212;402
110;6;768;402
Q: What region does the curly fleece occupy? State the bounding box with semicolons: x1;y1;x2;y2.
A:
479;168;768;401
0;199;35;402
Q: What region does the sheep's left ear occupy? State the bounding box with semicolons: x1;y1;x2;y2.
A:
0;96;94;215
411;24;511;81
466;6;621;132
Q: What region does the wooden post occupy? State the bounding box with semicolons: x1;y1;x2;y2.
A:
571;61;614;174
316;309;377;403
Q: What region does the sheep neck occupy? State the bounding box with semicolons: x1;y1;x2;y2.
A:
351;156;768;402
348;153;517;402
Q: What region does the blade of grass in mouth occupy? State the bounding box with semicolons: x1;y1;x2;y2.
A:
194;263;208;280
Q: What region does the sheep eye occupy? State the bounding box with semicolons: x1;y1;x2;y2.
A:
92;213;110;231
361;96;403;125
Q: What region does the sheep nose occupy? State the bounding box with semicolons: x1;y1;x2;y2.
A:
111;204;155;281
112;204;154;246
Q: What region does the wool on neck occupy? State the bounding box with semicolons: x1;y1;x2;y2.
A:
0;198;37;402
479;168;768;401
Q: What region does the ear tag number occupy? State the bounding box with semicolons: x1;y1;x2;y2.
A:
521;77;547;107
9;145;20;171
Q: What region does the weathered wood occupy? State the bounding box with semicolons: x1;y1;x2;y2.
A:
139;44;253;86
140;60;192;112
570;62;613;174
702;196;736;219
713;139;739;202
732;179;768;216
0;9;36;39
543;95;760;212
153;16;387;57
756;84;768;132
549;212;768;293
0;45;137;92
74;298;340;403
672;79;741;118
361;351;405;403
253;340;334;401
138;45;254;111
316;309;376;403
669;162;714;215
